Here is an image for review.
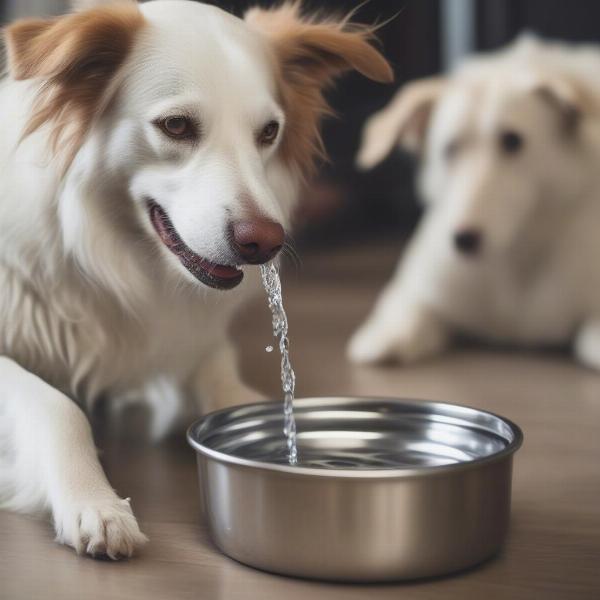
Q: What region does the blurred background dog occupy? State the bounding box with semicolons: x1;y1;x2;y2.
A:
349;36;600;369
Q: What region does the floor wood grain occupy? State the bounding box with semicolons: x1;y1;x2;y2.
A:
1;240;599;599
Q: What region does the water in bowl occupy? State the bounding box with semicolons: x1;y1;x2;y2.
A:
260;263;298;465
199;398;512;470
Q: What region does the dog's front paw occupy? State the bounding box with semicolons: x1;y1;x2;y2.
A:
54;497;148;560
574;319;600;370
347;314;448;365
347;321;394;364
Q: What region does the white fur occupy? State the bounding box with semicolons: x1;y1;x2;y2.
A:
349;37;600;369
0;0;298;558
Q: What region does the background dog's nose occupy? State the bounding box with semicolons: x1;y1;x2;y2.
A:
232;219;284;264
454;229;482;255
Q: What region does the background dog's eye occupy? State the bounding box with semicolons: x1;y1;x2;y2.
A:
500;130;524;154
258;121;280;146
158;116;196;140
444;138;463;161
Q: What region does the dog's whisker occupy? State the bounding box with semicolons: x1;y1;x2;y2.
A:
281;242;302;271
284;236;302;263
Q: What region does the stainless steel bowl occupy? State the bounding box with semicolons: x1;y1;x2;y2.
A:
187;397;523;582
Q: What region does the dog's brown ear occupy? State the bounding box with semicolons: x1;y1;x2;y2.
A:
532;77;591;135
4;3;144;165
245;2;393;175
356;77;446;170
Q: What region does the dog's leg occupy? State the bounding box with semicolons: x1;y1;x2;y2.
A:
0;356;147;558
347;282;450;365
574;319;600;370
190;339;264;414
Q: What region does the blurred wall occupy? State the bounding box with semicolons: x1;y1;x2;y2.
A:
2;0;67;18
477;0;600;50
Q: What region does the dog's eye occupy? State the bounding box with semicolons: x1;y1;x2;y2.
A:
500;130;524;154
258;121;280;146
444;138;463;160
157;116;196;140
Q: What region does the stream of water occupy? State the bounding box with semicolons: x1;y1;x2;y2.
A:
260;263;298;465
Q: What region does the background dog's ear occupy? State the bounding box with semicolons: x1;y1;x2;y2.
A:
4;3;144;165
356;77;446;171
245;2;393;175
532;78;588;135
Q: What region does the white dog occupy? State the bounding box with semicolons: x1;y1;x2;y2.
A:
348;36;600;371
0;0;391;558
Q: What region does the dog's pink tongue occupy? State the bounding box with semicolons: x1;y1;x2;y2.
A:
205;263;240;279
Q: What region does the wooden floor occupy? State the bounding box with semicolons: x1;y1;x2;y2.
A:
2;241;599;600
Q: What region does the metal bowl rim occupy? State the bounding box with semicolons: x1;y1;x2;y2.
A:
186;396;524;479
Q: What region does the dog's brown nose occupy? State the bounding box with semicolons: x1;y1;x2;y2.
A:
232;219;284;264
454;229;482;255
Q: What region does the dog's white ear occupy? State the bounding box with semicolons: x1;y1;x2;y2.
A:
245;2;393;175
356;77;446;170
5;3;144;166
510;32;543;56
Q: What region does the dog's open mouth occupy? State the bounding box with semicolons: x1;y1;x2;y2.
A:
148;201;243;290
